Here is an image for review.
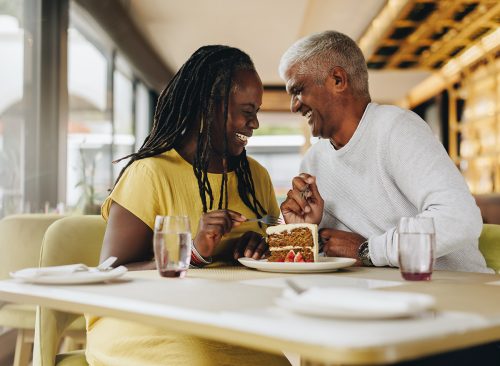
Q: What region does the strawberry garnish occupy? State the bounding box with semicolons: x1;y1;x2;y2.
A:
285;250;296;262
294;252;305;262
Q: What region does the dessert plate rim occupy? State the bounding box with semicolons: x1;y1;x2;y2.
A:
238;257;356;273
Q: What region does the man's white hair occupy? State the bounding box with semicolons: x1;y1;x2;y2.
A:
279;30;370;99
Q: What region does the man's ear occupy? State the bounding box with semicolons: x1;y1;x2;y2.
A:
327;66;348;92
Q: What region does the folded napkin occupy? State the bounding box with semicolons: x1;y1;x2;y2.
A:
279;287;435;318
11;264;90;278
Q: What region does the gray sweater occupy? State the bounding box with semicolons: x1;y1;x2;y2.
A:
301;103;492;273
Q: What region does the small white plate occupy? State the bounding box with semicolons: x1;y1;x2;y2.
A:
10;266;128;285
238;257;356;273
275;288;435;319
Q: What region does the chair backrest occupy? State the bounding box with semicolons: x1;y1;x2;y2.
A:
0;214;64;279
479;224;500;273
39;215;106;267
33;215;106;366
474;194;500;225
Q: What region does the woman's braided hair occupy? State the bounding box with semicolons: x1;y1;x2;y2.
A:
113;45;266;219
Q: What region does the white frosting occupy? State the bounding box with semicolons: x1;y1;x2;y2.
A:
266;223;318;261
266;223;316;234
269;246;307;251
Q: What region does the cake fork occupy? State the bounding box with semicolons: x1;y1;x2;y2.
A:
95;256;118;271
245;215;282;226
285;279;306;294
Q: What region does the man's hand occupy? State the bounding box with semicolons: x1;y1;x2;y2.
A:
193;209;246;257
320;229;366;266
233;231;267;260
281;173;324;224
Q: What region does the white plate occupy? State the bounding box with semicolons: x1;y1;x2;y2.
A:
275;288;436;319
10;266;128;285
238;257;356;273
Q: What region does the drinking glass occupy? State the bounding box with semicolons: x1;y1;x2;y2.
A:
154;215;192;278
397;217;435;281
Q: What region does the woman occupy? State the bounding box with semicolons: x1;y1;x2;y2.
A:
86;46;290;366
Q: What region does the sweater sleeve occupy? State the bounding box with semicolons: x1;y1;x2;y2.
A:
369;111;483;267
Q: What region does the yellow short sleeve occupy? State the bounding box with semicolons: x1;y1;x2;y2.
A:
102;162;160;230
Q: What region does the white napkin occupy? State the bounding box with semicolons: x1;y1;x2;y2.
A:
279;287;435;318
11;264;89;278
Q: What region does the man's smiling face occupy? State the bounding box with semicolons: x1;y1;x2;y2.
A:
285;64;339;139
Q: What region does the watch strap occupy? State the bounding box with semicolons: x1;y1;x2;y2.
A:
358;240;374;267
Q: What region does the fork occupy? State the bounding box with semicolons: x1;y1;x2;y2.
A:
95;256;117;271
285;279;306;294
245;215;282;226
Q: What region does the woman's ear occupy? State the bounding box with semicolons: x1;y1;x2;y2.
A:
327;66;348;92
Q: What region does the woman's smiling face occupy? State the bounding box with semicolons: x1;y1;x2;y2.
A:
212;69;263;157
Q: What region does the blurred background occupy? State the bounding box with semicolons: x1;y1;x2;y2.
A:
0;0;499;218
0;1;499;363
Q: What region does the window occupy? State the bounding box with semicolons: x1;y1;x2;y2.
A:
135;82;152;150
67;25;112;212
66;4;154;213
112;68;135;180
0;1;24;217
247;111;307;204
0;1;155;218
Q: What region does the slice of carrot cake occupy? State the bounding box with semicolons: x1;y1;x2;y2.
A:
266;223;318;262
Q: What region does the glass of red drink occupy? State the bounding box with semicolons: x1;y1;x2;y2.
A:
154;215;192;278
397;217;435;281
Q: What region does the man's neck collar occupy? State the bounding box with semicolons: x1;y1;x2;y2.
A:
329;138;340;150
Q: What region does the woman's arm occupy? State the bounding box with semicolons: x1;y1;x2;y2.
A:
101;201;156;270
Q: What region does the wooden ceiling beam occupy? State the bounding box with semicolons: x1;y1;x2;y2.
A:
365;0;500;71
421;2;500;67
386;0;463;68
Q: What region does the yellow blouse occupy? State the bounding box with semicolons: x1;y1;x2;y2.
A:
86;149;288;366
101;149;280;259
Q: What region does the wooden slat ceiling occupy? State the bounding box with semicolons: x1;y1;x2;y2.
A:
367;0;500;70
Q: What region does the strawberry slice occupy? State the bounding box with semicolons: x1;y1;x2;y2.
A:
294;252;305;262
284;250;296;262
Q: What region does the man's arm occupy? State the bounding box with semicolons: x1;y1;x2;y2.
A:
369;111;482;267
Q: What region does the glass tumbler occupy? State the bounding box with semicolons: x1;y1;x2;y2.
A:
397;217;435;281
154;215;191;278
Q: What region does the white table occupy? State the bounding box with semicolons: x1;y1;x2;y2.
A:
1;266;499;364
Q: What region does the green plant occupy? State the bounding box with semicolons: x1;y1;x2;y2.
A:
75;147;102;214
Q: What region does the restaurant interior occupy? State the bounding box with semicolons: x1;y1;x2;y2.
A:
0;0;500;365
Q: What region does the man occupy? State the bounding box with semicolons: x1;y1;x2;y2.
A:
279;30;491;273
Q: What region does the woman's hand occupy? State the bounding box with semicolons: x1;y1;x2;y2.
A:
193;209;246;257
233;231;268;260
281;173;324;224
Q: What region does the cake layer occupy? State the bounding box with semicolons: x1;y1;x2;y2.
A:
268;248;315;262
267;227;313;248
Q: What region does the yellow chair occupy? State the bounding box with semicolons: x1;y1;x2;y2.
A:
479;224;500;273
0;214;64;366
33;215;106;366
